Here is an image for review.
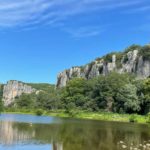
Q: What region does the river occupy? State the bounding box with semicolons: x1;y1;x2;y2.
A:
0;113;150;150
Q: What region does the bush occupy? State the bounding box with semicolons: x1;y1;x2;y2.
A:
68;110;79;117
139;45;150;60
129;115;137;123
35;109;44;116
124;44;141;53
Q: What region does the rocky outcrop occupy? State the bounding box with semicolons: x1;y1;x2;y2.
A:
56;67;82;88
2;80;36;106
57;46;150;88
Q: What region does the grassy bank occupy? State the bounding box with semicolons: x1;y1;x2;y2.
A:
49;111;148;124
3;109;150;124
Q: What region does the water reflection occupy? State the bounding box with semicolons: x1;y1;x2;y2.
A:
0;115;150;150
0;121;35;145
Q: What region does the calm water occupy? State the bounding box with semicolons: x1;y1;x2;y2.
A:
0;114;150;150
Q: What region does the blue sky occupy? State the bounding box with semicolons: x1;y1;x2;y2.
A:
0;0;149;84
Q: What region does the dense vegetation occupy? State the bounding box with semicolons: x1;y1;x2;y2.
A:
26;83;55;93
60;73;150;115
139;45;150;60
3;72;149;117
11;85;62;114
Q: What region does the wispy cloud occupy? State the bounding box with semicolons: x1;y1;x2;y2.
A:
0;0;144;28
0;0;148;38
64;26;106;38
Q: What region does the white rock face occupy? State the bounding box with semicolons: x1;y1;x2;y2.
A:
88;62;100;79
56;71;69;88
3;80;35;106
121;50;138;73
108;55;116;72
56;67;82;88
137;57;150;78
56;49;150;88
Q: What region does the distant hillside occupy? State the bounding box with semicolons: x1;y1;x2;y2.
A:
27;83;55;93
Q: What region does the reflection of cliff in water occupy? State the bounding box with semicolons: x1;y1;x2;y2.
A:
0;121;35;145
53;142;63;150
0;119;150;150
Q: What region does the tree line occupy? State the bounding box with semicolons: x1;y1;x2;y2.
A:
1;72;149;115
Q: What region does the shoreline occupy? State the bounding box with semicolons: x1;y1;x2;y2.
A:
2;110;149;124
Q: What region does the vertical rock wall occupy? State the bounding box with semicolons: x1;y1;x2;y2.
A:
2;80;35;106
57;49;150;88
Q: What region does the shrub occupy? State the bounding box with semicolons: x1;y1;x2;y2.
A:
124;44;141;53
139;45;150;60
129;115;137;123
35;109;44;116
68;110;79;117
103;52;115;62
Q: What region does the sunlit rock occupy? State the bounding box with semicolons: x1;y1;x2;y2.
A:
2;80;36;106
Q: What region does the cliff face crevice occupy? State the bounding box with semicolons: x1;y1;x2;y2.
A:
57;47;150;88
2;80;36;106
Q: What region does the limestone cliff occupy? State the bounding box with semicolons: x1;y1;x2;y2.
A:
56;45;150;88
2;80;36;106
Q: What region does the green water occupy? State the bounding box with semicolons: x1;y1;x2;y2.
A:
0;114;150;150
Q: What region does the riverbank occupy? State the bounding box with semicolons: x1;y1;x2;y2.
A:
48;111;148;124
3;109;149;124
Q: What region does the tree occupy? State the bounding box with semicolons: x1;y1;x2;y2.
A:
61;78;88;110
36;91;61;110
90;72;134;112
116;84;140;113
140;78;150;114
15;93;35;109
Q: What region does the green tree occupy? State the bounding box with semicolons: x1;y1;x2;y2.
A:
90;72;134;112
36;90;61;110
141;78;150;114
116;84;140;113
15;93;35;109
61;78;88;110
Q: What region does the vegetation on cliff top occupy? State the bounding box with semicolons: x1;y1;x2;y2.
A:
27;83;55;93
